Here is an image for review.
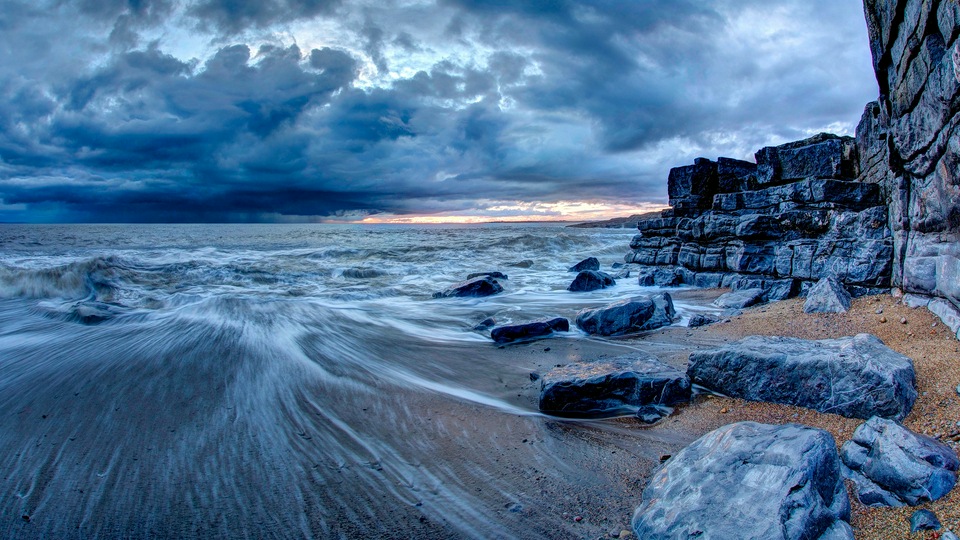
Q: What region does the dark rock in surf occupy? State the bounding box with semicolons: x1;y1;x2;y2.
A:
538;353;690;417
473;317;496;331
466;271;508;280
567;270;615;292
568;257;600;272
632;422;853;540
491;318;570;344
342;267;387;279
433;276;503;298
688;334;918;420
575;293;675;336
841;416;959;507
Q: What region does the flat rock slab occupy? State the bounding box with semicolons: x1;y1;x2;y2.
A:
841;416;959;507
632;421;853;540
433;276;503;298
804;277;852;313
576;293;675;336
567;270;615;292
491;317;569;344
688;333;917;420
713;287;764;309
538;353;690;418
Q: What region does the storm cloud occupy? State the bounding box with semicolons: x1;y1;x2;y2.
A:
0;0;877;222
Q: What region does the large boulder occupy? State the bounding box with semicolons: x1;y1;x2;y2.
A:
840;416;960;507
632;422;853;540
433;276;504;298
490;317;569;344
713;287;764;309
688;334;917;420
575;293;675;336
538;353;690;417
804;277;852;313
567;270;616;292
568;257;600;272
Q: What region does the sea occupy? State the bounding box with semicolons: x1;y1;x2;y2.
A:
0;223;714;539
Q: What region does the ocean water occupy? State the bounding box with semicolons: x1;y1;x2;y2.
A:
0;223;712;539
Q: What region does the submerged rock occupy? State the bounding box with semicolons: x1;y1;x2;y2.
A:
538;353;690;417
804;277;852;313
575;293;675;336
688;334;917;420
568;257;600;272
841;416;959;507
473;317;496;331
491;318;569;344
342;267;387;279
632;421;853;540
466;271;508;280
433;276;503;298
567;270;615;292
713;287;764;309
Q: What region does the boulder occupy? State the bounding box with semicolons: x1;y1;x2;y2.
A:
568;257;600;272
466;271;508;280
910;510;942;532
538;353;690;417
433;276;504;298
490;318;569;344
567;270;615;292
688;314;719;328
804;277;852;313
632;422;853;540
840;416;959;507
575;293;675;336
342;267;387;279
688;334;917;420
713;287;764;309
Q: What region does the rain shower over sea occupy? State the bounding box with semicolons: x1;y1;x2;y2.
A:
0;223;712;539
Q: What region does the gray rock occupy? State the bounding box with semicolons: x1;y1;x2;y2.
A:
632;422;852;540
575;293;675;336
473;317;496;331
568;257;600;272
434;276;503;298
804;277;852;313
910;509;941;532
491;318;569;344
567;270;615;292
713;287;764;309
688;314;719;328
942;530;960;540
688;334;918;420
342;267;387;279
539;353;690;417
841;416;959;507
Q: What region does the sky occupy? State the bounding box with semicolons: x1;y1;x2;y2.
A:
0;0;879;223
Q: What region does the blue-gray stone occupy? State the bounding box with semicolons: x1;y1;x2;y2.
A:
910;509;941;532
575;293;675;336
491;317;569;344
567;270;615;292
804;277;852;313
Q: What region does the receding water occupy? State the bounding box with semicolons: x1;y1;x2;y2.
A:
0;223;715;539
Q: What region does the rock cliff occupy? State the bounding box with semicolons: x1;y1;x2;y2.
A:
625;0;960;335
858;0;960;335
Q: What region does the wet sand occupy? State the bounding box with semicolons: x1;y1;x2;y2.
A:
2;289;957;539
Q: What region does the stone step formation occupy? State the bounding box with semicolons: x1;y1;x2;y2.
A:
626;133;894;300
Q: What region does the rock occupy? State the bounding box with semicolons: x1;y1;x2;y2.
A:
635;405;672;424
569;257;600;272
688;314;719;328
942;531;960;540
688;334;918;420
632;422;852;540
713;287;764;309
910;509;941;532
803;277;852;313
840;416;959;507
575;293;675;336
539;353;691;417
466;271;508;280
508;260;534;268
567;270;615;292
473;317;496;331
491;318;570;344
433;276;504;298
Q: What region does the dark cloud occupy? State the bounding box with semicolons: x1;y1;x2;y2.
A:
0;0;877;222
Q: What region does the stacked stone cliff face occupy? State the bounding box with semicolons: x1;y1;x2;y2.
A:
858;0;960;333
626;133;894;299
